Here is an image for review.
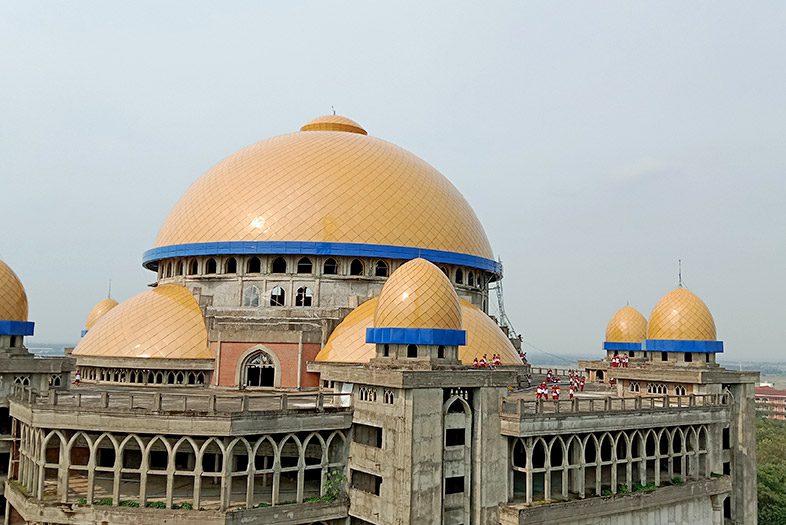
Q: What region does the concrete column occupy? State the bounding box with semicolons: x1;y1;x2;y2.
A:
730;383;758;524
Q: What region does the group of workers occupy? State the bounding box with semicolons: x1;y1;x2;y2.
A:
472;353;503;369
535;369;587;400
610;353;629;368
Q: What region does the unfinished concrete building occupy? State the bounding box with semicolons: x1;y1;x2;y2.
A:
2;115;757;524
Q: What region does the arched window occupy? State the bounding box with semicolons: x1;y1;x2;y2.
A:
468;272;475;287
244;351;276;388
323;258;338;275
295;287;313;306
270;286;285;306
297;257;313;274
374;260;388;277
271;257;287;274
243;286;260;307
630;381;640;393
455;268;464;284
166;262;172;278
407;344;418;358
247;256;261;273
350;259;364;276
437;345;445;358
176;261;184;276
225;257;237;274
188;259;198;275
205;258;217;274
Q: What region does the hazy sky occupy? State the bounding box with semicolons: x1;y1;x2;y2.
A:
2;2;784;362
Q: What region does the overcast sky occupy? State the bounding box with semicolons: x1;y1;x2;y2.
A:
2;2;784;362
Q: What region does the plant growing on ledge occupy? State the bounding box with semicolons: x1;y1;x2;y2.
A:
93;498;113;506
632;482;657;493
322;469;346;502
145;501;166;509
119;500;139;508
671;476;684;486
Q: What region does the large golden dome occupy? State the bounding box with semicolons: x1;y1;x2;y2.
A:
0;259;28;322
605;306;647;343
374;258;462;330
85;298;119;330
316;298;521;365
647;287;717;341
74;285;212;360
147;115;494;270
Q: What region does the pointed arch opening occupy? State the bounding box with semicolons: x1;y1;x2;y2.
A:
241;349;279;388
295;287;313;307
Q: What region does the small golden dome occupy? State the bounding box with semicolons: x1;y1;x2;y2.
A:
0;259;28;322
74;285;212;360
605;306;647;342
316;298;521;365
374;258;462;330
153;116;493;262
647;287;717;341
85;298;119;330
300;114;367;135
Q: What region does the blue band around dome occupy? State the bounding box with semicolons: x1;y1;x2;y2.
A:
0;320;35;336
642;339;724;353
143;241;501;274
603;342;641;351
366;327;467;346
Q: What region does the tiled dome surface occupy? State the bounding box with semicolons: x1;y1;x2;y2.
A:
647;287;717;341
153;116;493;261
605;306;647;342
316;298;522;365
374;258;462;330
0;259;28;322
85;298;119;330
74;285;212;360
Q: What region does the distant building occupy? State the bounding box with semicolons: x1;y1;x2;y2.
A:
755;385;786;420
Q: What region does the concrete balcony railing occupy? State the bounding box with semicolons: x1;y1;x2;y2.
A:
9;384;352;416
501;393;730;419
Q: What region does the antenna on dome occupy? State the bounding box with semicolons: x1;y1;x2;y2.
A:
107;279;112;299
331;106;336;115
678;259;682;287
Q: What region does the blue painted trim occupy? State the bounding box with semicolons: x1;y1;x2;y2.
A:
0;320;35;336
366;327;467;346
603;341;641;351
642;339;724;353
142;241;501;274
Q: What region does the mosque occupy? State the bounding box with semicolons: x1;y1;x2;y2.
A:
1;115;757;524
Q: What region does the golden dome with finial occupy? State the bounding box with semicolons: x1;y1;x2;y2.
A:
316;298;522;365
374;258;462;330
74;284;212;360
85;298;119;330
148;115;495;270
647;287;717;341
0;259;29;322
605;306;647;343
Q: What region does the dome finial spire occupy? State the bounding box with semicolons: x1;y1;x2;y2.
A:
331;105;336;116
678;259;683;287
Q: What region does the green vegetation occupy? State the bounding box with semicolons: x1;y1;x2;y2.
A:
671;476;684;486
76;497;87;505
172;502;193;510
119;500;139;508
322;469;346;503
145;501;166;509
255;501;271;508
93;497;113;506
758;417;786;524
632;482;657;493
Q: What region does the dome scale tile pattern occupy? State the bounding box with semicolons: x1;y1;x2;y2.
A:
605;306;647;343
0;259;28;322
85;298;119;330
647;287;717;341
74;285;212;360
153;116;493;264
316;298;522;365
374;258;462;330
